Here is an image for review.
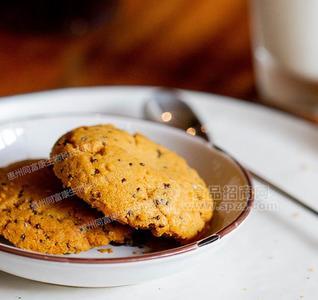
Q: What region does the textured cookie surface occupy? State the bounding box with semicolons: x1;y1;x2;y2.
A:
51;125;213;240
0;160;131;254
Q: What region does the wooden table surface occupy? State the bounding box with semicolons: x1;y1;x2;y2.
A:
0;0;255;99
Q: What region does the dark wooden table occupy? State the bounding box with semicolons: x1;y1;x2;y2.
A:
0;0;255;98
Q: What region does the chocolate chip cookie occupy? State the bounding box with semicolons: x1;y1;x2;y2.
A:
51;125;213;240
0;160;132;254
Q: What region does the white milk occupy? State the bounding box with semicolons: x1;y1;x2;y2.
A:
251;0;318;116
252;0;318;81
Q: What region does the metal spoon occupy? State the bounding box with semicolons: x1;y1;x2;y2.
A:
144;88;318;217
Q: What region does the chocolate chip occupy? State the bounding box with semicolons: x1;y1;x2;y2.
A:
35;224;41;229
62;139;70;146
139;162;145;166
90;157;98;163
163;183;170;189
18;189;24;198
129;163;133;166
90;191;101;201
121;178;127;183
20;234;26;241
14;197;24;208
148;223;156;230
94;168;100;175
157;149;162;158
154;199;169;206
3;220;10;230
136;187;141;192
96;148;106;155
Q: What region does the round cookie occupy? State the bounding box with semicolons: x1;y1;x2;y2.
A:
0;160;132;255
51;124;213;240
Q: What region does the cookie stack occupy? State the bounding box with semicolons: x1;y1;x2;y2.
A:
0;125;213;254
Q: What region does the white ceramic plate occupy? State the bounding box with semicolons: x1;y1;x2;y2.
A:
0;111;252;287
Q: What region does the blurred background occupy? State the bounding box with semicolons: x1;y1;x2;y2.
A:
0;0;316;122
0;0;254;97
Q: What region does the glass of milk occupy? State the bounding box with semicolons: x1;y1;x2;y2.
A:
250;0;318;119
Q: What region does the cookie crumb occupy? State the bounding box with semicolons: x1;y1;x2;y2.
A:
98;248;113;254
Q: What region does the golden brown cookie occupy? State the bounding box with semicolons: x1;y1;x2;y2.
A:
51;125;213;240
0;160;132;255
